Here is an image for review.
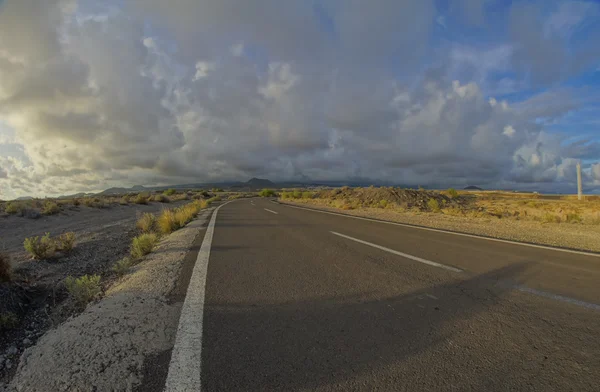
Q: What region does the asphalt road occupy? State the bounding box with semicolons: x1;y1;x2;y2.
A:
184;198;600;391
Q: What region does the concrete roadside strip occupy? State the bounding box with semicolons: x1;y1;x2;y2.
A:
8;207;216;392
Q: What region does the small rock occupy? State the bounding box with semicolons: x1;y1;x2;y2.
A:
5;359;12;370
23;338;32;346
7;346;18;355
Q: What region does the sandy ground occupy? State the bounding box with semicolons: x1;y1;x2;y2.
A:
6;207;213;392
0;201;188;387
280;200;600;253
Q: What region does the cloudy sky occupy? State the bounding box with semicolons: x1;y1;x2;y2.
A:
1;0;599;199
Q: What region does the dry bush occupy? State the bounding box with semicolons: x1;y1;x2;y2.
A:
0;253;12;282
130;233;159;259
157;209;179;235
134;193;149;205
164;188;177;196
24;233;56;260
5;201;24;215
42;201;60;215
427;199;441;212
56;232;76;252
119;195;130;205
152;194;171;203
137;213;156;233
65;275;101;306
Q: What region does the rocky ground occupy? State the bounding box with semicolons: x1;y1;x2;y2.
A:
0;200;188;388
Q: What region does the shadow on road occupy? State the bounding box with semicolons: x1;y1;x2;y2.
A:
202;263;533;391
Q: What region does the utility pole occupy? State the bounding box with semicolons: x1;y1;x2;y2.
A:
577;162;583;201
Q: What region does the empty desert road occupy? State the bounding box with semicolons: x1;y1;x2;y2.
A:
167;198;600;392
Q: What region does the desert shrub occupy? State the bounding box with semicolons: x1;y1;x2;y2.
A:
566;213;582;224
73;198;81;206
42;201;60;215
301;191;313;199
259;189;276;197
280;191;293;199
212;188;224;192
427;199;441;212
119;196;130;205
131;233;159;259
447;188;459;199
157;209;179;234
164;188;177;196
112;257;134;277
152;194;171;203
5;202;24;215
134;194;149;205
0;253;11;282
0;312;19;331
379;200;388;209
137;213;156;233
83;198;106;208
65;275;101;306
201;191;211;198
541;213;561;224
24;233;56;260
292;190;302;199
56;232;76;252
207;196;221;203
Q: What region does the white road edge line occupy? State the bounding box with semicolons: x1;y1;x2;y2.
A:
264;208;278;214
330;231;462;273
281;203;600;258
516;286;600;312
165;201;233;392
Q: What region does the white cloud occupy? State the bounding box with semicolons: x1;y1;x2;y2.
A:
0;0;597;199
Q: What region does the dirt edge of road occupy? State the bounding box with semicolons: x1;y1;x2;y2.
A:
278;200;600;254
7;208;214;392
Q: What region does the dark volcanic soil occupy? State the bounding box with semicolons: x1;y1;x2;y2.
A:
0;200;187;386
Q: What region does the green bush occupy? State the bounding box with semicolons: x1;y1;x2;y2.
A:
207;196;221;203
301;191;313;199
5;202;24;214
24;233;56;260
447;188;459;199
164;189;177;196
379;200;388;209
0;312;19;331
42;201;60;215
56;232;76;252
112;257;134;277
65;275;101;306
259;189;277;197
0;253;11;282
427;199;441;212
130;233;159;259
566;213;582;224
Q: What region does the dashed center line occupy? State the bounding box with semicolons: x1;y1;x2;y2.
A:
264;208;278;214
330;231;462;273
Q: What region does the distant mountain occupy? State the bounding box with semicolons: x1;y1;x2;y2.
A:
16;196;34;200
245;178;275;188
464;186;483;190
98;185;147;195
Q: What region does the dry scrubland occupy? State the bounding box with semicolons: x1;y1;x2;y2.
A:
280;187;600;253
0;189;251;386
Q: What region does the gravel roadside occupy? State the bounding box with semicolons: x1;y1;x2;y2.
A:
7;207;214;392
280;200;600;253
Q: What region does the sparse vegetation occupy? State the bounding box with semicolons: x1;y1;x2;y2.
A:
65;274;101;306
164;188;177;196
157;209;178;235
134;193;149;205
5;201;24;215
42;201;61;215
112;257;134;277
0;253;12;282
56;232;76;252
24;233;56;260
119;196;130;205
207;196;221;203
130;233;159;259
0;312;19;331
137;213;156;233
153;194;171;203
427;199;441;212
259;189;277;197
447;188;459;199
